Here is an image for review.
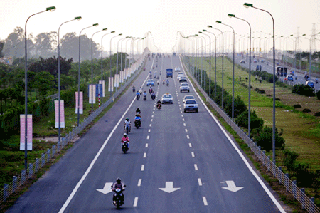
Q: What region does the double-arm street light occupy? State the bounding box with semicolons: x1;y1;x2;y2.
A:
77;23;99;126
216;20;236;121
109;33;122;95
101;31;115;79
24;6;55;170
201;30;212;96
57;16;81;146
244;2;276;163
228;13;252;138
91;28;107;82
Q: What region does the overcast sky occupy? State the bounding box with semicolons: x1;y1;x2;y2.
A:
1;0;320;53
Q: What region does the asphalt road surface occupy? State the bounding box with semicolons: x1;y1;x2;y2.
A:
7;55;286;213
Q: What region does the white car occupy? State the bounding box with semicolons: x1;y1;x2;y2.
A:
183;95;195;103
180;83;190;93
183;99;198;113
175;67;181;72
161;93;173;104
177;72;184;80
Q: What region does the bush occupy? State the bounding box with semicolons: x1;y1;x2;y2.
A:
254;126;285;151
235;110;264;131
293;104;301;108
292;84;315;97
316;90;320;100
302;108;311;113
314;112;320;117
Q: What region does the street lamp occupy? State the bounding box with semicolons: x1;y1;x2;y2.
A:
91;28;107;82
24;6;55;170
109;33;122;95
57;16;81;146
244;2;276;163
77;23;99;126
204;29;217;100
101;31;115;79
228;13;252;138
208;26;224;109
201;30;212;96
216;20;235;120
198;31;205;88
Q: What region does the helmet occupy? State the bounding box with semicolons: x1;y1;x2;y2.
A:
126;118;129;121
116;177;121;184
124;133;127;136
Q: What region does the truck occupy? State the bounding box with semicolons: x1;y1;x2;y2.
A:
166;68;173;78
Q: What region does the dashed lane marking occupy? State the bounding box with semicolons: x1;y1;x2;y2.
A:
149;124;152;127
186;135;190;139
137;179;141;187
191;152;195;157
189;143;192;147
146;135;149;140
148;129;151;132
133;197;139;207
198;178;202;186
194;164;198;171
146;143;148;147
144;152;146;158
203;197;208;206
183;123;186;126
141;165;145;171
185;129;188;133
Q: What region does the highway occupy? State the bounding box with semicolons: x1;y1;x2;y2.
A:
7;55;286;212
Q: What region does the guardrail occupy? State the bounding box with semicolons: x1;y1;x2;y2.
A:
181;56;320;213
0;51;149;208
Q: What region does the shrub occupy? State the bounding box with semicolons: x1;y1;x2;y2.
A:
293;104;301;108
235;110;264;130
292;84;315;97
316;90;320;100
302;108;311;113
314;112;320;117
254;126;285;151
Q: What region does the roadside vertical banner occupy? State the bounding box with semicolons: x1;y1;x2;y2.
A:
99;80;105;97
108;77;114;92
20;114;32;150
119;71;124;83
89;84;96;104
75;91;83;114
115;74;120;87
54;100;65;128
96;84;102;97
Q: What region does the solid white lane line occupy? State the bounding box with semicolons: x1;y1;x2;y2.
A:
146;143;148;147
141;165;144;171
198;178;202;186
191;152;195;157
203;197;208;206
137;179;141;187
194;164;198;171
179;56;285;213
148;129;151;132
58;82;142;213
186;135;190;139
189;143;192;147
144;152;146;158
133;197;139;207
183;123;186;126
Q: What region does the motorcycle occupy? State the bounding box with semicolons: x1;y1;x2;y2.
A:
122;141;129;154
144;95;146;101
132;87;135;93
156;103;161;110
151;94;156;100
134;119;141;129
125;123;130;134
137;94;140;100
166;82;169;86
113;186;126;208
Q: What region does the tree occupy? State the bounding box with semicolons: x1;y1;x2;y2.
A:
0;42;4;58
3;27;29;58
31;71;55;97
28;56;72;77
34;31;57;58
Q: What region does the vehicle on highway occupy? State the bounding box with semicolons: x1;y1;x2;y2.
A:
112;179;126;208
240;60;245;63
287;75;294;81
121;133;130;153
276;66;288;77
161;93;173;104
156;100;161;109
183;99;198;113
306;81;315;88
253;59;258;63
134;115;141;129
182;95;195;103
177;72;184;79
180;83;190;93
146;79;155;86
166;68;173;78
179;76;188;83
261;59;265;63
175;67;181;72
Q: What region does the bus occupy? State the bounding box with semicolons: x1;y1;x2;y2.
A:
276;66;287;77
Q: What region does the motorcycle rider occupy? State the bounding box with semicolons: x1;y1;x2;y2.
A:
166;79;169;86
121;132;130;149
151;91;156;100
143;91;147;100
136;91;140;100
134;114;141;127
112;177;125;205
124;118;131;132
136;108;141;116
156;99;161;108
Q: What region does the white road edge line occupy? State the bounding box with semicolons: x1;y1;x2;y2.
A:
203;197;208;206
198;178;202;186
137;179;141;187
58;73;149;213
133;197;139;207
179;56;286;213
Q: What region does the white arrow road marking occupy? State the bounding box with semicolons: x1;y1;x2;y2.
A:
159;182;181;193
96;182;113;195
133;197;138;207
137;179;141;187
198;178;202;186
222;180;243;192
203;197;208;206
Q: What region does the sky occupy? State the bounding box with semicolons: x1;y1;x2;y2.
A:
1;0;320;53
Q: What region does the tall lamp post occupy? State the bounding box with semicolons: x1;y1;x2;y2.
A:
24;6;55;170
216;21;235;121
201;31;212;96
77;23;99;126
203;29;217;99
101;31;115;79
91;28;107;82
228;13;252;138
57;16;81;146
244;2;276;163
208;26;224;109
109;33;122;96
